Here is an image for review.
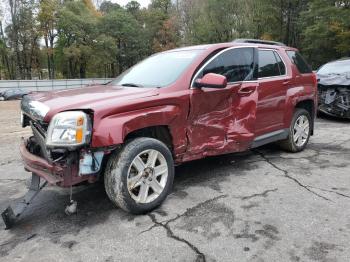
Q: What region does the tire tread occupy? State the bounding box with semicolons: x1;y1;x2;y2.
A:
104;138;174;214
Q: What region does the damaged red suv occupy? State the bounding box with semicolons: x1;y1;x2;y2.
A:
2;39;317;228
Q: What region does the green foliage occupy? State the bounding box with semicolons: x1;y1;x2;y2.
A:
98;8;147;75
99;1;121;14
300;0;350;67
126;1;141;14
56;1;98;78
5;0;40;79
183;0;243;44
151;0;172;14
38;0;60;79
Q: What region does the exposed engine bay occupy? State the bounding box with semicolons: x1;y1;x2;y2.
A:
317;70;350;119
318;85;350;118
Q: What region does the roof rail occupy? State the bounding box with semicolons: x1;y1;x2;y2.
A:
233;39;286;47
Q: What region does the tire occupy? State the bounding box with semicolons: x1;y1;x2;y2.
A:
278;108;312;152
104;137;174;214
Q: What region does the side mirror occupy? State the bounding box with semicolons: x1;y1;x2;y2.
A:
194;73;227;89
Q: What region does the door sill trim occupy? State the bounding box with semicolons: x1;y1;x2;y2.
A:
251;129;289;148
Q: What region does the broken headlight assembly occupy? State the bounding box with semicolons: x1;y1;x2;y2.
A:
46;111;92;148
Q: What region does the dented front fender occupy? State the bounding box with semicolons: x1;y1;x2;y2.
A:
91;105;182;148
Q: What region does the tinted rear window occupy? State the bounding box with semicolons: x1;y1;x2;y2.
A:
286;51;312;74
258;50;281;78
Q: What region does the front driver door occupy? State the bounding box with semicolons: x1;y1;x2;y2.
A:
184;47;259;161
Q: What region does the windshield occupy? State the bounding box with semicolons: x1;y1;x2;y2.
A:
110;50;203;88
318;60;350;75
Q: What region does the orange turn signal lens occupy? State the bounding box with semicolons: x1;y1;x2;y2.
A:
76;127;83;143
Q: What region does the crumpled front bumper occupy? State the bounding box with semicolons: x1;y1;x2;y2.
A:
20;138;98;187
20;138;64;185
2;138;101;229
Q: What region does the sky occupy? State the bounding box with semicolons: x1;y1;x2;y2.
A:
112;0;151;8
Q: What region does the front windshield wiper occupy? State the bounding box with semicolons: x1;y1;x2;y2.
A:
121;83;143;87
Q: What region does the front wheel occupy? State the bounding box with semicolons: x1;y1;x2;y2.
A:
278;108;312;152
104;137;174;214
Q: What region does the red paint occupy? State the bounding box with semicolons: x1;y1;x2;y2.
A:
20;140;64;185
22;42;317;186
195;73;227;88
20;139;98;187
184;81;259;162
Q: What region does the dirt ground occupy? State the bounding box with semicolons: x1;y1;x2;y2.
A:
0;100;350;262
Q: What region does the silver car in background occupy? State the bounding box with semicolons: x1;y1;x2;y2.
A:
317;58;350;119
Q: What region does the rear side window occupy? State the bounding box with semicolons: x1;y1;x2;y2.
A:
197;47;255;83
286;51;312;74
258;50;282;78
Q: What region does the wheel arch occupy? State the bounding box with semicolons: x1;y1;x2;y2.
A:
124;125;174;153
295;99;315;135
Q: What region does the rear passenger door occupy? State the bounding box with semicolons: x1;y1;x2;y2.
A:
255;49;289;135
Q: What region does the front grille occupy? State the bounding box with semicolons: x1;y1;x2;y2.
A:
30;118;70;163
30;122;50;160
31;120;47;138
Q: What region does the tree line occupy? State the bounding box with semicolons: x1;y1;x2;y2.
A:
0;0;349;80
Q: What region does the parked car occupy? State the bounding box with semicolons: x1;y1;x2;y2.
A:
317;58;350;118
2;39;317;228
0;88;29;101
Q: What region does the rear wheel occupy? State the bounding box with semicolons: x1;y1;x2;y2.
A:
104;138;174;214
278;108;311;152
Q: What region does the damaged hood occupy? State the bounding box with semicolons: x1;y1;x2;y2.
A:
317;73;350;86
21;84;159;122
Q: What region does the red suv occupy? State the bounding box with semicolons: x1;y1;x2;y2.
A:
2;39;317;227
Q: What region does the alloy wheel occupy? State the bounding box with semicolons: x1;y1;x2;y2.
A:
127;149;168;204
293;115;310;147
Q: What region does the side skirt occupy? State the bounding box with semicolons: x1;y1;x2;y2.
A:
251;129;289;148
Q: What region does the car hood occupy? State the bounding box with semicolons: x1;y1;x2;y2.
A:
22;84;159;122
317;73;350;86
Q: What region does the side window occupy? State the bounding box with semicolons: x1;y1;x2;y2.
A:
274;52;286;75
286;51;312;74
197;48;255;83
258;50;281;78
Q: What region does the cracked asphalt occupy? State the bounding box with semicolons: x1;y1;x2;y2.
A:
0;101;350;262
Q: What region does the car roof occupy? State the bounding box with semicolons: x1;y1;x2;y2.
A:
322;58;350;66
165;41;297;54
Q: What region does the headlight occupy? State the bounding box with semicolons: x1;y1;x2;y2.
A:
46;111;92;148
